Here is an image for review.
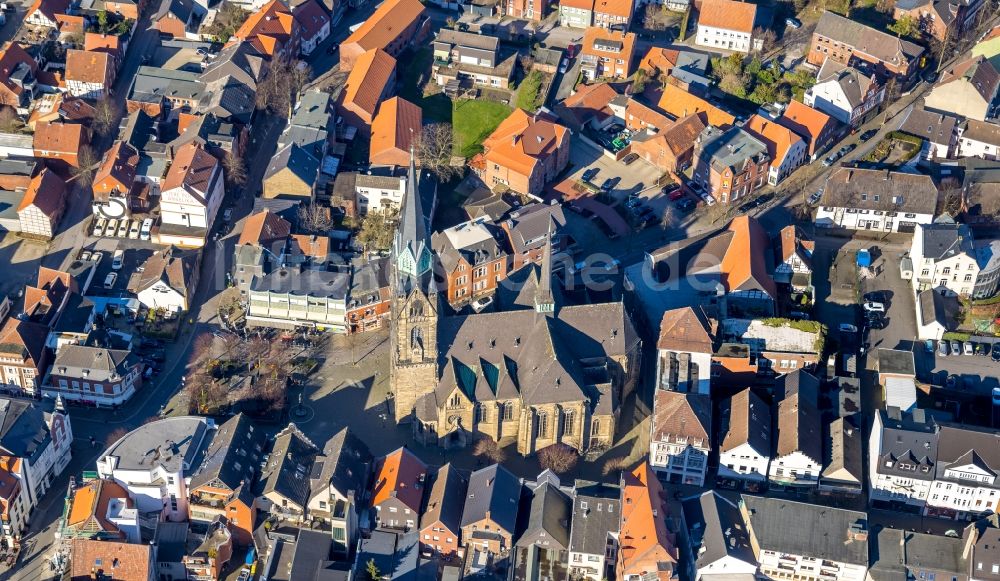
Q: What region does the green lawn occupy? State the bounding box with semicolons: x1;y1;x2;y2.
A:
515;71;544;112
452;99;512;158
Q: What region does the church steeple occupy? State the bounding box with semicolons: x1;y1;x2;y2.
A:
393;146;433;293
534;218;556;316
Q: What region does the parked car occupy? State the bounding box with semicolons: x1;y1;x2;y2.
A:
993;342;1000;361
600;177;620;192
839;323;857;333
669;188;684;201
938;340;950;357
822;153;839;167
92;251;102;266
863;291;887;304
107;218;119;236
622;152;639;165
79;250;92;262
116;221;129;238
223;207;233;222
112;249;125;270
558;58;569;74
964;341;975;356
785;17;801;28
471;296;493;313
699;192;716;206
924;339;935;353
839;143;857;156
140;218;152;241
582;168;599;182
128;220;140;239
860;129;878;142
951;340;961;355
993;387;1000;406
676;198;696;212
808;189;824;205
863;301;886;313
104;272;117;289
978;342;991;357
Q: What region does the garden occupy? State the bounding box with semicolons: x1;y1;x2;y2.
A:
862;131;923;165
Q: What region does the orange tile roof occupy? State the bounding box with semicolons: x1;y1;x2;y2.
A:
65;49;113;85
84;33;121;54
559;0;594;9
639;46;681;74
778;99;833;150
94;140;139;195
27;0;70;22
289;233;330;259
55;13;85;33
33;121;84;154
341;48;397;118
162;143;218;199
342;0;425;55
698;0;758;33
659;112;707;155
657;84;734;127
65;479;132;538
626;98;672;131
657;306;713;352
619;463;678;581
292;0;329;40
593;0;632;18
70;539;152;581
745;114;803;166
483;108;569;177
371;447;427;514
720;216;777;298
239;209;291;246
235;0;296;57
581;27;637;74
563;82;619;125
17;167;65;217
370;96;422;161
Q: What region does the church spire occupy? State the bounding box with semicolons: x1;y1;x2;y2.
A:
534;218;555;315
393;145;433;293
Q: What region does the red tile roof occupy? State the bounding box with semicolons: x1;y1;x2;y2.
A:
483;108;569;177
371;447;427;514
33;121;85;156
619;463;678;581
370;96;422;162
17;167;65;217
235;0;297;56
342;0;425;56
239;209;291;246
162;143;218;200
292;0;329;40
746;114;803;166
65;49;113;85
341;48;397;118
69;539;152;581
698;0;758;33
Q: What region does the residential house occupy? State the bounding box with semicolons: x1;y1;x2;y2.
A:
431;219;510;305
817;167;939;232
926;425;1000;519
186;414;262;547
354;529;420;581
875;348;918;413
262;143;320;200
97;416;216;521
257;423;319;523
579;27;637;81
33;121;86;168
634;215;777;324
925;56;1000;122
558;82;622;131
503;0;550;21
69;539;154;581
0;398;72;545
592;0;632;29
0;317;50;393
909;221;990;297
0;43;45;112
245;266;350;331
778;99;841;161
617;463;679;581
232;209;291;296
959;119;1000;159
419;463;467;558
743;496;870;581
304;427;372;556
183;517;234;581
649;391;712;486
337;48;397;137
92;141;138;221
159;142;224;246
474;109;570;196
868;408;937;511
339;0;426;70
718;388;772;482
65;50;115;99
966;516;1000;581
567;482;620;581
745;114;807;186
432;29;514;89
353;173;406;215
58;477;139;543
559;0;594;28
917;287;962;339
370;97;422;167
637;47;712;89
371;447;427;531
625;97;673;134
513;482;573;579
152;0;206;39
804;59;886;128
898;106;957;159
460;464;521;556
654;306;714;395
696;0;763;53
692;125;771;205
293;0;331;56
629;113;707;175
347;257;392;334
127;246;199;313
658;84;735;127
16;168;65;240
500;201;567;270
233;0;300;60
773;224;814;289
893;0;984;43
808;12;925;79
820;416;864;495
43;345;142;407
680;491;758;581
25;0;69;28
769;387;823;489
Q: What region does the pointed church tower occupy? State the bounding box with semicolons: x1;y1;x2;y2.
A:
533;218;556;316
389;149;440;423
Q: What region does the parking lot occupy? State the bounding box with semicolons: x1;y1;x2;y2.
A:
77;238;164;294
566;138;663;203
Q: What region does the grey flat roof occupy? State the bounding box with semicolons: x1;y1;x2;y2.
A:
103;416;212;473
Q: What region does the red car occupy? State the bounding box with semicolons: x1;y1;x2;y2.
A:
566;43;578;58
668;188;684;201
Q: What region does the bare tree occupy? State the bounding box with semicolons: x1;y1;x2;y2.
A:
752;27;777;54
473;435;507;464
189;332;215;366
93;96;120;137
222;152;247;188
357;207;399;252
418;123;461;179
256;59;312;118
0;106;24;133
105;427;128;447
70;146;100;188
936;179;964;217
537;443;579;474
298;203;334;234
660;200;676;228
602;455;631;476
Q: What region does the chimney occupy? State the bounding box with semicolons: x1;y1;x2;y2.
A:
512;134;519;146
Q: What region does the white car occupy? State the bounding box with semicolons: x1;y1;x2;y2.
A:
699;192;716;206
116;220;129;238
808;189;823;205
964;341;975;356
79;250;92;262
863;301;886;313
104;272;118;289
140;218;152;240
128;220;140;239
93;217;107;236
471;296;493;313
112;249;125;270
107;219;119;237
559;58;569;74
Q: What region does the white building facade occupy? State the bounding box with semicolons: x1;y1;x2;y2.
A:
695;23;755;53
